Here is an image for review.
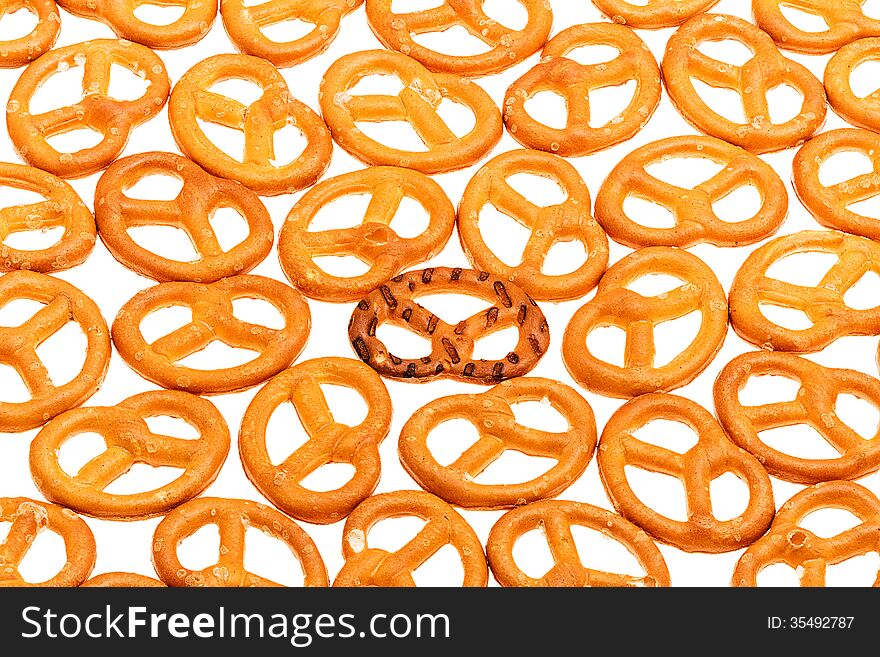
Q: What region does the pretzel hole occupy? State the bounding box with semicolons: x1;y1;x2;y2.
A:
348;74;405;97
765;83;803;125
477;205;530;266
388;196;431;238
644;157;725;190
847;195;880;220
196;119;246;161
621;196;676;228
298;463;356;492
571;526;647;580
426;419;480;467
139;305;193;344
416;293;493;324
511;400;569;433
843;271;880;310
712;184;762;223
27;62;85;115
45;128;105;154
755;562;800;587
566;45;621;66
825;552;880;586
777;4;830;32
818;150;873;187
588;81;636;129
434;98;476;138
311;255;372;276
756;305;811;331
127;225;200;262
242;526;305;587
799;508;863;538
412;543;466;587
865;0;880;19
765;251;839;286
143;415;201;439
270;122;308;167
472;450;557;484
631;419;699;454
472;326;520;361
585;325;626;367
123;173;184;201
849;59;880;98
690;79;747;124
175;341;259;369
696;39;754;67
15;527;67;585
0;364;30;402
738;374;800;406
209;79;264;106
482;0;529;31
260;19;317;44
626;273;685;296
511;527;556;579
2;226;65;251
231;298;286;330
57;431;107;476
390;0;445;11
523;91;568;130
35;322;87;387
507;173;567;208
0;298;44;326
107;64;151;102
411;26;493;56
0;7;37;41
375;324;432;358
132;4;186;26
265;402;310;466
103;464;186;495
307;193;372;231
835;393;880;439
623;466;689;522
758;425;842;459
356;121;429;152
541;241;588;276
367;516;428;553
709;472;750;521
176;523;220;571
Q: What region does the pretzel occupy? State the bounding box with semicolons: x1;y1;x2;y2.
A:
0;0;59;68
82;572;166;587
729;230;880;352
753;0;880;54
349;267;549;384
562;247;727;399
7;39;170;178
240;358;392;524
221;0;363;68
733;481;880;587
364;0;552;77
399;378;596;509
457;149;609;301
334;490;487;587
0;161;96;272
95;152;274;283
594;136;788;248
503;23;661;158
30;390;230;520
111;275;310;394
0;271;110;432
278;166;455;303
0;498;95;587
662;14;826;154
592;0;720;29
56;0;217;49
169;54;332;196
487;500;670;587
827;40;880;129
319;49;502;174
152;497;328;587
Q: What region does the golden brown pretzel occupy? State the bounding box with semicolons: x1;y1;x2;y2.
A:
95;151;273;283
349;267;549;384
152;497;328;587
221;0;364;68
320;49;502;174
504;23;661;158
278;166;455;303
169;54;332;196
733;481;880;587
399;378;596;509
715;351;880;484
30;390;230;520
334;490;487;587
82;572;166;587
825;44;880;134
0;271;110;432
593;0;720;28
239;358;392;524
457;149;609;301
0;498;95;587
595;135;788;248
487;500;670;587
562;247;728;399
729;230;880;352
753;0;880;54
0;0;59;68
111;275;310;394
7;39;170;178
662;14;826;153
364;0;552;77
599;393;775;553
0;161;95;272
56;0;217;49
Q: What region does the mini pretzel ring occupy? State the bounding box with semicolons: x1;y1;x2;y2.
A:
457;149;609;301
593;0;720;29
30;390;231;520
504;23;661;158
662;14;826;153
152;497;328;587
320;49;502;174
7;39;170;178
169;54;332;196
562;247;728;399
0;0;60;68
240;358;392;525
487;500;670;587
595;135;788;248
112;275;310;394
82;572;165;587
753;0;880;54
364;0;552;77
0;498;95;587
825;39;880;133
278;166;455;303
95;151;274;283
349;267;550;384
334;490;487;587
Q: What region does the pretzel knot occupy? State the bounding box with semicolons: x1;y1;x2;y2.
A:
662;13;826;153
240;358;392;524
169;54;332;196
334;491;488;587
562;247;728;399
320;49;502;174
364;0;552;77
729;230;880;352
278;166;455;303
7;39;170;178
399;378;597;509
503;23;661;158
222;0;364;68
592;0;720;29
95;151;274;283
349;267;550;384
0;498;95;587
152;498;328;587
733;481;880;587
111;275;310;394
487;500;670;587
0;0;59;68
458;149;610;301
595;135;788;248
753;0;880;54
30;391;231;520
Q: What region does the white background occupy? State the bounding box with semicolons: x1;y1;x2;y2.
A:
2;0;880;587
